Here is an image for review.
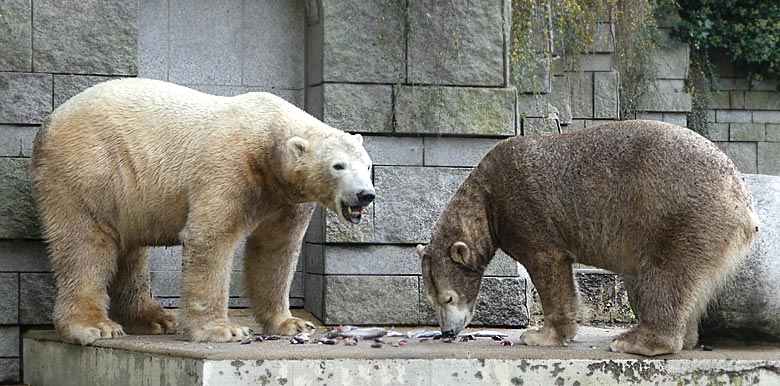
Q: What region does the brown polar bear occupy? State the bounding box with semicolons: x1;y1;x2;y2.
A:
417;120;759;356
32;78;375;345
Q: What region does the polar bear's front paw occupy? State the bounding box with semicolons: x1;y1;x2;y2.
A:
188;321;252;342
123;310;176;335
264;317;316;336
609;328;682;356
519;327;567;347
58;319;125;345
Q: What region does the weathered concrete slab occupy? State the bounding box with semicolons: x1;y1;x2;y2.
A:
0;125;37;157
407;0;507;86
32;0;137;74
0;73;52;125
0;158;39;238
0;0;32;71
395;86;516;136
23;327;780;386
0;274;19;324
322;0;405;83
323;83;393;133
53;75;119;108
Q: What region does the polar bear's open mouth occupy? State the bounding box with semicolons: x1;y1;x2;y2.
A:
341;202;367;224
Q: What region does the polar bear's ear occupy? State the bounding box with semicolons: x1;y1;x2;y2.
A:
353;133;363;144
287;136;308;157
416;244;426;258
450;241;471;265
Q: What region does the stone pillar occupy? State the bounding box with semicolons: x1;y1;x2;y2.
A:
303;0;531;327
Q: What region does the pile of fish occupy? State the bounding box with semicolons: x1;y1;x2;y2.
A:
238;325;513;348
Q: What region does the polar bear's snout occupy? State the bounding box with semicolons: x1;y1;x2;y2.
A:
356;189;376;205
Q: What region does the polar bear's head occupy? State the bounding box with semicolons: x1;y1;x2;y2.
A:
285;132;374;224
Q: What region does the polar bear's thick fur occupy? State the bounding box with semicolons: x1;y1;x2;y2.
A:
32;78;375;345
418;120;759;356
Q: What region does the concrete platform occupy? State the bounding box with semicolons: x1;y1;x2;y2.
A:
23;321;780;386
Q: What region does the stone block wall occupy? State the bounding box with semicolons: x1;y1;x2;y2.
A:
707;55;780;175
302;0;532;327
136;0;307;310
0;1;138;381
0;0;305;382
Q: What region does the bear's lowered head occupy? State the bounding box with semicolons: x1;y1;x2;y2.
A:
284;131;375;224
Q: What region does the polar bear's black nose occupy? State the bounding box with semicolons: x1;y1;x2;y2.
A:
357;189;375;205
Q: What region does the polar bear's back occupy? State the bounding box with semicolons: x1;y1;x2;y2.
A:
31;78;276;245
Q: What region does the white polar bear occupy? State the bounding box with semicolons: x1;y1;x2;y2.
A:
31;78;375;344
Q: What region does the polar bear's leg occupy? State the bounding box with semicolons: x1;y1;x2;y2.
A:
48;217;124;345
179;208;251;342
109;247;175;335
609;259;699;356
519;250;579;346
245;203;316;335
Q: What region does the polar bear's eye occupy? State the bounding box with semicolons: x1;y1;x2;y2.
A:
333;163;345;171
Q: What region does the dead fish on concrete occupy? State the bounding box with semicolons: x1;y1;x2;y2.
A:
262;335;282;341
391;339;408;347
241;337;254;345
500;339;514;347
406;330;443;339
315;338;338;345
461;330;508;339
326;327;388;339
290;333;311;344
344;337;359;346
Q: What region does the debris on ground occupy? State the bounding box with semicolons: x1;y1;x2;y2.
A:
290;333;311;344
315;338;338;345
344;337;359;346
326;326;388;339
391;339;408;347
466;330;509;339
241;337;254;345
407;330;443;339
500;339;514;347
371;341;384;348
263;335;282;341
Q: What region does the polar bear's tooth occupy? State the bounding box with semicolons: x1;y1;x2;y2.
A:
347;206;354;215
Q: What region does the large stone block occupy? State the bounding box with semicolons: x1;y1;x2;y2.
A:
420;277;531;327
662;112;687;127
424;137;503;167
703;175;780;341
716;109;752;123
523;117;560;136
322;275;419;325
323;204;377;243
744;92;780;110
323;84;393;133
242;0;305;88
758;142;780;176
0;125;37;157
0;240;49;272
593;71;619;119
0;326;20;357
137;0;168;80
575;270;636;324
715;142;757;174
19;273;55;324
32;0;137;74
304;0;324;86
651;37;689;79
549;76;573;124
730;91;746;109
0;274;19;324
168;0;242;85
0;73;52;124
767;124;780;142
0;158;39;239
568;72;593;118
304;273;324;318
407;0;507;86
0;0;32;71
53;75;118;108
374;166;471;244
322;0;405;83
517;94;551;119
394;86;516;136
362;136;423;166
0;359;20;384
753;111;780;124
637;92;692;113
589;23;615;53
730;123;766;142
515;56;551;93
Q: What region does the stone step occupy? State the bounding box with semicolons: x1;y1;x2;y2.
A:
23;326;780;386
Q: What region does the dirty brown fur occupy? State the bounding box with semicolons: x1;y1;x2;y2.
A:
32;78;373;345
418;120;759;356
